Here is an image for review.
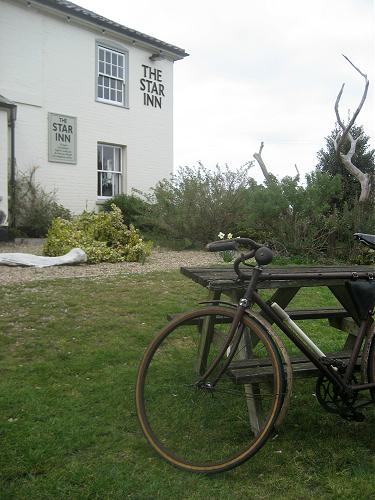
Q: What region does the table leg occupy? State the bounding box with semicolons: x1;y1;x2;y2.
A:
228;289;288;433
328;285;360;350
238;327;263;434
196;290;221;375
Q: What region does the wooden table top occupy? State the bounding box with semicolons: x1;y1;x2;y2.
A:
180;265;375;290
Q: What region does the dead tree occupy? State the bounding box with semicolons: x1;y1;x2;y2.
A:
253;142;299;181
334;55;371;203
253;142;272;182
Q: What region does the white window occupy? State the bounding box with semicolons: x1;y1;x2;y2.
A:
97;144;122;198
97;45;126;106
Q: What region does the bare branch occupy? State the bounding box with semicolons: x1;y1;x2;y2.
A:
334;83;346;130
337;131;371;202
342;54;367;79
333;55;371;203
253;141;272;181
335;55;369;151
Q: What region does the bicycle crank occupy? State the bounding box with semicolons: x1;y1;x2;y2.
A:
315;374;361;420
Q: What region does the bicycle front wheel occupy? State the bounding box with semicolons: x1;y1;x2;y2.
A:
135;306;285;473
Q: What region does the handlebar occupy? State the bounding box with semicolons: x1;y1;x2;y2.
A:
206;237;263;253
206;237;274;279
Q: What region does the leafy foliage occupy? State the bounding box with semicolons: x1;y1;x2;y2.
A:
238;172;343;257
102;193;152;233
144;163;252;248
11;167;71;237
44;205;152;263
141;161;374;263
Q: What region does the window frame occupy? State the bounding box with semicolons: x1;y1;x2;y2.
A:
97;143;123;199
95;41;129;108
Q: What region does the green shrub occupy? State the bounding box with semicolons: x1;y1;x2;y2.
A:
331;202;375;264
44;205;152;264
237;172;344;258
145;163;253;249
102;193;152;233
11;167;71;237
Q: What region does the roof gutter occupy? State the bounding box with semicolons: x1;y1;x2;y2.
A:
28;0;189;61
0;98;17;228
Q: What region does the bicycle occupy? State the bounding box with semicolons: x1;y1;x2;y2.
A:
135;233;375;473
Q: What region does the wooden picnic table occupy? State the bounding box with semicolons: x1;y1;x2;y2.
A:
180;264;375;430
180;264;375;340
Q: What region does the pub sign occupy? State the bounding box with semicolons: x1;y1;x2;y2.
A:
48;113;77;164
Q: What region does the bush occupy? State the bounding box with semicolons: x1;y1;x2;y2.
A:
145;163;253;249
44;205;152;264
237;172;344;258
11;167;71;237
102;193;152;233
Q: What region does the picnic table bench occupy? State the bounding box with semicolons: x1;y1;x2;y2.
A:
178;264;374;430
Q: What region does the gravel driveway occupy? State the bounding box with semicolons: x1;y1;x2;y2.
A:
0;239;218;284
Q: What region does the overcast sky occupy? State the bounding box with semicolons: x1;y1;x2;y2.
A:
79;0;374;182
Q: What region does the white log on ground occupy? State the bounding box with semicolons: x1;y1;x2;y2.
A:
0;248;87;267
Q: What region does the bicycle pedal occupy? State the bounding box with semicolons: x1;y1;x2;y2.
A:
320;357;347;371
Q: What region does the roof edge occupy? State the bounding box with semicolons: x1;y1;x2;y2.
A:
0;95;17;108
28;0;189;60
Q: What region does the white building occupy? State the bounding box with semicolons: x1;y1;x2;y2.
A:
0;0;188;238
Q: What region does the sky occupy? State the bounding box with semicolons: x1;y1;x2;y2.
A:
78;0;374;182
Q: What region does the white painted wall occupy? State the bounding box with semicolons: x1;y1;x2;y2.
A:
0;0;175;214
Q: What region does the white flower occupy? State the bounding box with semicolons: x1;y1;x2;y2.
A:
227;233;233;239
218;232;225;239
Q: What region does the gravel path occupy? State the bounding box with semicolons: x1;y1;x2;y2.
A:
0;239;218;284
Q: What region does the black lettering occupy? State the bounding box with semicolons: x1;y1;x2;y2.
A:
140;78;146;91
146;94;154;107
148;67;157;79
56;132;71;142
156;69;162;82
154;96;162;108
159;84;165;97
151;82;158;94
141;64;149;77
53;123;57;132
68;125;73;133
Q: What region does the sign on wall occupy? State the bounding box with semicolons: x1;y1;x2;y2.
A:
140;65;165;109
48;113;77;164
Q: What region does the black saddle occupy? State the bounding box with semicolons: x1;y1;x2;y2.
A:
354;233;375;250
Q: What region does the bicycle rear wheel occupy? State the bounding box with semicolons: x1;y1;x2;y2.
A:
135;306;285;473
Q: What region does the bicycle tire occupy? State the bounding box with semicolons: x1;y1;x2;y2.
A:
135;306;285;473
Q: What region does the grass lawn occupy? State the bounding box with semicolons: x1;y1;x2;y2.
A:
0;270;374;499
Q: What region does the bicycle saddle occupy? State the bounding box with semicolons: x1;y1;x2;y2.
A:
354;233;375;249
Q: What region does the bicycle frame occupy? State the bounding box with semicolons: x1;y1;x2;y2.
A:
199;264;375;397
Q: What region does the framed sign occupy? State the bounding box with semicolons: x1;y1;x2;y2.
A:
48;113;77;164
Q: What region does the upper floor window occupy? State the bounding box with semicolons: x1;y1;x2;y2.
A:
97;45;127;106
